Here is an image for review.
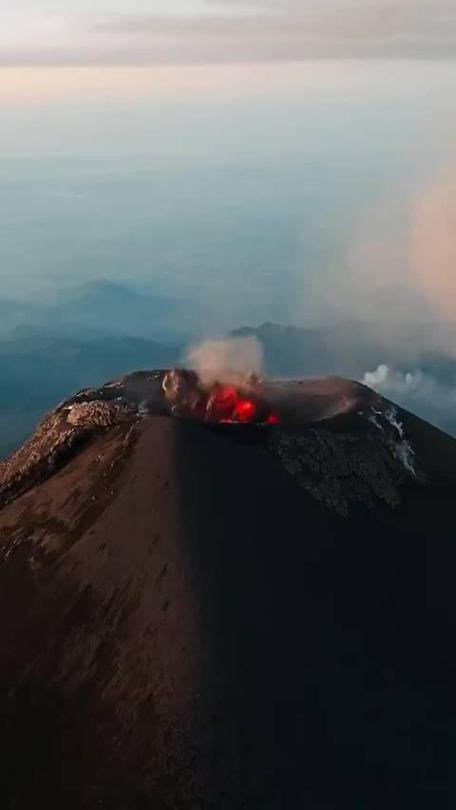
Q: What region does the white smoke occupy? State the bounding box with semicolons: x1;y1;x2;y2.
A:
363;364;429;397
362;363;456;435
363;364;456;404
185;336;264;386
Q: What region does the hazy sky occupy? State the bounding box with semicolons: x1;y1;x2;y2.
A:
1;2;455;337
1;0;456;64
1;57;455;334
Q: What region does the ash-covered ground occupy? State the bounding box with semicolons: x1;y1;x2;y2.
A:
0;371;455;808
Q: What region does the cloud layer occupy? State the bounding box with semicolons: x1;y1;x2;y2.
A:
1;0;456;65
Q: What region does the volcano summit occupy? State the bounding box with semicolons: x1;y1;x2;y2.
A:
0;370;455;808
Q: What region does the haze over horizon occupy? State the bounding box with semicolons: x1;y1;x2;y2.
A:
1;58;455;332
1;1;456;443
1;0;455;329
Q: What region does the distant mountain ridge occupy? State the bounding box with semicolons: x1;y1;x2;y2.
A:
0;280;199;343
2;284;456;457
232;321;456;436
231;320;444;377
0;333;180;458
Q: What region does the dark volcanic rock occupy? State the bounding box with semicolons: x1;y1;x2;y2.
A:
0;371;455;808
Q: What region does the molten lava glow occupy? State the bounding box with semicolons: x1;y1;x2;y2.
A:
163;369;279;425
205;384;278;425
233;399;257;423
207;385;238;421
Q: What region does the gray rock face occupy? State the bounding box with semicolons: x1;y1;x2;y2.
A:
269;402;424;516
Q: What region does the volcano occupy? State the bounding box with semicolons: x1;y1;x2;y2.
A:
0;370;455;809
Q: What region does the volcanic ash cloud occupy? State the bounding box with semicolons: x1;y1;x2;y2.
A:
185;336;264;386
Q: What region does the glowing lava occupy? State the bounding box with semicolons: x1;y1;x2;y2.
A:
207;385;257;423
163;370;279;425
205;384;278;425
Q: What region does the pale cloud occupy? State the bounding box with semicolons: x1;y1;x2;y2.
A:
410;168;456;325
0;0;455;65
321;151;456;361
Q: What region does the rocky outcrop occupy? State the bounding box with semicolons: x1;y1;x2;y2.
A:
0;399;136;511
269;404;424;516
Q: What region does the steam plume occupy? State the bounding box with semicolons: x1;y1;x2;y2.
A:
185;336;264;386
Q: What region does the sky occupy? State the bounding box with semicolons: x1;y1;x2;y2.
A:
0;1;455;341
1;0;456;64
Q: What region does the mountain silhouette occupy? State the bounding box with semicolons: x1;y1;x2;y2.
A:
0;371;455;808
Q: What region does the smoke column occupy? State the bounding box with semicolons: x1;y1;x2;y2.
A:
185;336;264;386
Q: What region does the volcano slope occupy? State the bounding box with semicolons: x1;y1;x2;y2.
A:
0;371;455;809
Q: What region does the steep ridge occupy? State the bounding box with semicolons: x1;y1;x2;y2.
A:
0;371;455;808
